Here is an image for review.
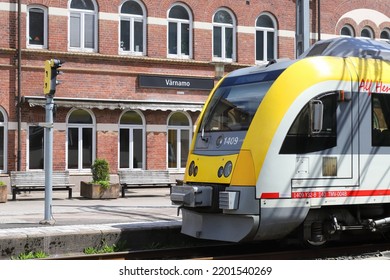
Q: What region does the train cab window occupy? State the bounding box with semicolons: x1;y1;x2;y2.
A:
280;92;337;154
372;93;390;146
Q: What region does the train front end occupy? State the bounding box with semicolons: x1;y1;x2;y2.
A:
170;62;288;242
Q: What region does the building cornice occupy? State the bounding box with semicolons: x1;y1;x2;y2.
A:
0;48;252;70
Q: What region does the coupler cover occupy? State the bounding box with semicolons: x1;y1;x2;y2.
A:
170;185;213;207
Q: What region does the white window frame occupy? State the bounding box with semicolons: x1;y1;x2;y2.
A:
340;24;355;37
167;3;193;59
26;5;48;49
255;13;278;64
118;110;146;170
212;8;236;63
66;108;96;172
0;108;7;173
167;112;192;170
68;0;98;52
380;28;390;42
118;0;146;56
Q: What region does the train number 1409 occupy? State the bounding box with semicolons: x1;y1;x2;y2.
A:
224;136;239;145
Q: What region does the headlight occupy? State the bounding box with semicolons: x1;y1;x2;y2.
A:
217;166;224;178
223;161;233;177
193;165;198;177
188;161;195;176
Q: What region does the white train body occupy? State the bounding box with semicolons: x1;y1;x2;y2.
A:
171;38;390;243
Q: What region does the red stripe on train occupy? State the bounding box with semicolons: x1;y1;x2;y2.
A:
261;189;390;199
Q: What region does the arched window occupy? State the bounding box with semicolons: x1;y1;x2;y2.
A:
360;26;374;39
167;4;192;58
67;109;95;170
340;24;355;37
119;0;146;55
167;112;191;169
380;28;390;41
69;0;98;52
256;13;277;62
119;111;145;169
213;9;236;61
0;108;7;173
27;5;48;48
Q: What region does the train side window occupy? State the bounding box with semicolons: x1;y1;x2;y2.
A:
372;93;390;146
280;92;337;154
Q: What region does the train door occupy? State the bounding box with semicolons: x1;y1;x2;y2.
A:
358;78;390;191
280;82;360;189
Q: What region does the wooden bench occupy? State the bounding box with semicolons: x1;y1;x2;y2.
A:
10;171;75;200
118;170;176;197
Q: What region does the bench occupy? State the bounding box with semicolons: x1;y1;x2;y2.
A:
10;171;75;200
118;170;176;197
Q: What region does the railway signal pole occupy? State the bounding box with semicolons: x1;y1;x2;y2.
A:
40;59;63;225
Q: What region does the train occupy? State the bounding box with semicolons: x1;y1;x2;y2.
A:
170;37;390;245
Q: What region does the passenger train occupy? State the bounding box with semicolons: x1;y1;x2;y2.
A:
170;37;390;245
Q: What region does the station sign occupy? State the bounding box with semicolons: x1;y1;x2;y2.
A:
138;75;214;91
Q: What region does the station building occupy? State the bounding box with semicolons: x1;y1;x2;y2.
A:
0;0;389;188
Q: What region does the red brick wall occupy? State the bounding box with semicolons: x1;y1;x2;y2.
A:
320;0;390;35
53;130;66;170
0;0;386;66
96;131;118;172
146;132;167;170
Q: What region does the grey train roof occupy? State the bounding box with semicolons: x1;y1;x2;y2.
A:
227;37;390;78
301;37;390;61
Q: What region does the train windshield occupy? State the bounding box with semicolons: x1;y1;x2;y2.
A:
200;69;284;133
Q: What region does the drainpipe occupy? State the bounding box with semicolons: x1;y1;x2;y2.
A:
17;0;21;171
318;0;321;41
295;0;310;57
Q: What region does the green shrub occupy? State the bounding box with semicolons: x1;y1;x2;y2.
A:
91;159;110;189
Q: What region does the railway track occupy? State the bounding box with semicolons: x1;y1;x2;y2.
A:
49;241;390;260
50;244;239;260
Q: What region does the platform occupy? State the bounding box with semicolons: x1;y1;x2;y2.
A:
0;188;183;259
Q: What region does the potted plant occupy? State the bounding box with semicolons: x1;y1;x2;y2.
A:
0;181;7;203
80;159;120;199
